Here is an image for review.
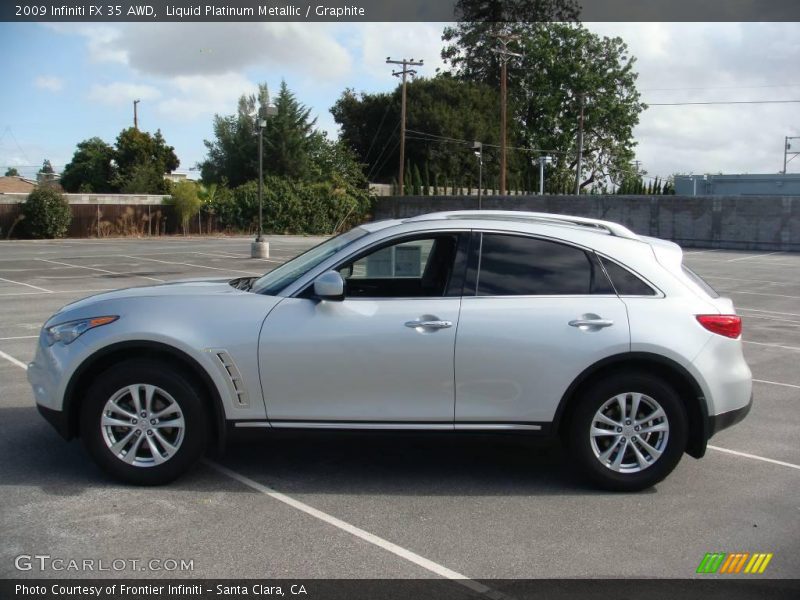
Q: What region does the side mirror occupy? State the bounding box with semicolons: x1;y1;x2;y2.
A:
313;270;345;301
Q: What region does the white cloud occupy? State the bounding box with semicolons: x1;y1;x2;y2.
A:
355;23;448;82
586;22;800;177
34;76;64;92
79;23;352;82
87;82;161;106
156;73;259;120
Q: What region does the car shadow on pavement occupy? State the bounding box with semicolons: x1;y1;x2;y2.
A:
0;406;652;496
214;429;635;496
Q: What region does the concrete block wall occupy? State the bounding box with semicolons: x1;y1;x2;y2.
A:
371;195;800;251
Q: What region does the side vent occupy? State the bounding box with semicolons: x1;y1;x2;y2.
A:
214;350;249;408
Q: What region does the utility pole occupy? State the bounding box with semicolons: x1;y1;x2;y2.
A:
133;99;140;130
574;93;585;195
784;136;800;174
387;57;423;196
493;34;522;196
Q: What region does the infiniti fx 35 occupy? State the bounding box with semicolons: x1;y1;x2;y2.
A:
29;211;752;491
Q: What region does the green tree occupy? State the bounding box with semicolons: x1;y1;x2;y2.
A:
442;18;645;193
331;75;501;186
4;167;19;177
264;80;318;180
114;128;178;193
170;180;201;235
38;159;54;175
22;187;71;238
201;81;326;186
60;137;117;193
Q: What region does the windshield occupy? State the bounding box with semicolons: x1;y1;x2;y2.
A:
251;227;369;295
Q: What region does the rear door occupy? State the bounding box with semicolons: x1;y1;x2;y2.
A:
454;232;630;425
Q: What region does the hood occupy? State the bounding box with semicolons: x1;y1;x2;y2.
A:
58;278;247;313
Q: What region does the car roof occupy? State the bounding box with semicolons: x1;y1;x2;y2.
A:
403;210;641;240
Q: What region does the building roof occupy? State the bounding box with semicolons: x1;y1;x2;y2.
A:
0;176;36;194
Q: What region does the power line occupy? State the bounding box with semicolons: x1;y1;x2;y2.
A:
648;99;800;106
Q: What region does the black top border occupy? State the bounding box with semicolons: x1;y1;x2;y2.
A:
3;0;800;23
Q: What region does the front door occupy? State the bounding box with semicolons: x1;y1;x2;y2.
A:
259;233;466;424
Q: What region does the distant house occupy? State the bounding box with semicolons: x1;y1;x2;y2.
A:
0;176;37;194
163;172;198;184
674;173;800;196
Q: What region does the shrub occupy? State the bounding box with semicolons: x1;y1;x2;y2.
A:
217;177;371;235
169;180;202;234
21;187;72;238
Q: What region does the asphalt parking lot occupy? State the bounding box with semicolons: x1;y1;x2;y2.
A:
0;236;798;582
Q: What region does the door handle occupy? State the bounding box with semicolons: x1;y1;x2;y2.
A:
405;319;453;330
569;317;614;329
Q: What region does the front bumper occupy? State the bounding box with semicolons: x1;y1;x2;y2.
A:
37;404;71;439
708;392;753;438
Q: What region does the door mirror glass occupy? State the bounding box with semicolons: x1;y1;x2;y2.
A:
313;270;345;301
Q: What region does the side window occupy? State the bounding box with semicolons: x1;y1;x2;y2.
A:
599;257;657;296
339;235;458;298
476;234;598;296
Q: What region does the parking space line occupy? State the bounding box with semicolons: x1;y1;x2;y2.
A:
743;340;800;352
720;290;800;300
0;288;116;298
0;276;52;293
0;335;38;341
38;258;165;283
122;255;261;275
204;460;500;597
727;251;782;263
705;276;799;287
739;307;800;317
753;378;800;390
0;349;28;369
708;446;800;471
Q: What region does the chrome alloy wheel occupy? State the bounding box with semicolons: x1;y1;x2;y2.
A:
589;392;670;473
100;384;185;468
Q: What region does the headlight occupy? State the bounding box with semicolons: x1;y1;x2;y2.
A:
45;316;118;346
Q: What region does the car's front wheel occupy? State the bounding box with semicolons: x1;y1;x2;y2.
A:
567;372;688;492
80;359;208;485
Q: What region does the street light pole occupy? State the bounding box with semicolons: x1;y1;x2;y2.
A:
473;141;483;209
257;119;265;242
251;104;278;259
537;156;553;195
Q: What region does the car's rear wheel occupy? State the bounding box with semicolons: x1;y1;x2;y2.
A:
80;359;208;485
567;372;688;492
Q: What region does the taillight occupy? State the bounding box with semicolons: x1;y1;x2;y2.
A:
696;315;742;339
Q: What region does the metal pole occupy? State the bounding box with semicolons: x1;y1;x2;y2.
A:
478;152;483;209
133;99;140;130
399;68;407;195
500;59;507;195
785;136;789;174
575;93;585;195
257;125;263;242
539;159;545;195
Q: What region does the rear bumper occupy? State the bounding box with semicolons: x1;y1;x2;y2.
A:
708;393;753;438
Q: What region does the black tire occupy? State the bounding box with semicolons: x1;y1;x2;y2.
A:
80;359;208;485
566;372;688;492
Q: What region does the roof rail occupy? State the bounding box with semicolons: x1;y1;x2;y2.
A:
404;210;640;240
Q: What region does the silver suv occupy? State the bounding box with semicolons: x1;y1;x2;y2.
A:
29;211;752;491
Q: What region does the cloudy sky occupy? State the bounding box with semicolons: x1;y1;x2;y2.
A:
1;22;799;182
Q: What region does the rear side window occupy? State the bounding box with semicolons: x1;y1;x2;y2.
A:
476;234;605;296
599;257;657;296
682;265;720;298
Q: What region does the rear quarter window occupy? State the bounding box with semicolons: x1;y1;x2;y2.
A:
682;265;720;298
599;257;657;296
